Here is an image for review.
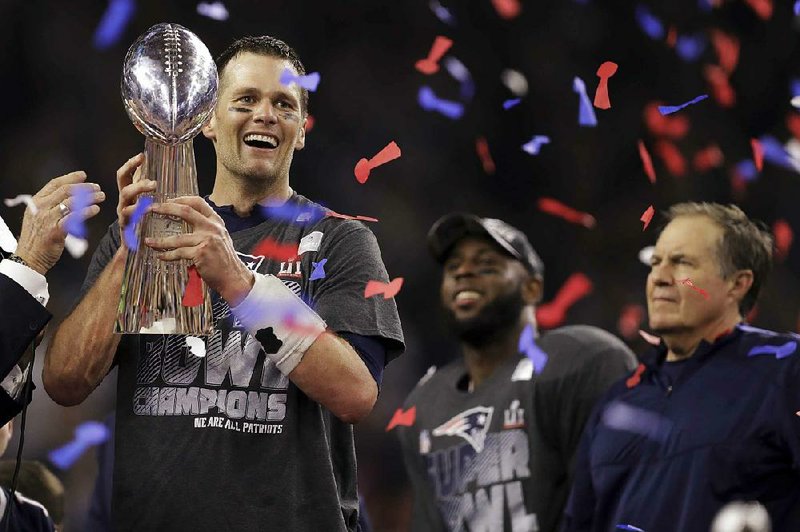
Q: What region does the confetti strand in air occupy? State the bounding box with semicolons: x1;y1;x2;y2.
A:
573;77;597;127
310;258;327;281
279;68;321;92
640;205;655;231
354;141;402;184
123;196;153;251
475;137;496;174
197;1;229;20
386;406;416;431
418;86;464;119
181;265;205;307
678;278;709;299
637;140;656;183
537;198;596;229
522;135;550;156
93;0;136;50
364;277;404;299
751;138;764;172
535;272;593;329
415;36;453;75
773;219;793;261
518;323;548;374
594;61;618;109
429;0;456;25
49;421;110;469
658;94;709;115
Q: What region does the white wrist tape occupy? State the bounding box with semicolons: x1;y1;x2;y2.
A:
230;273;326;375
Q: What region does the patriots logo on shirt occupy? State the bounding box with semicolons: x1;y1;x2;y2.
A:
236;252;265;272
432;406;494;453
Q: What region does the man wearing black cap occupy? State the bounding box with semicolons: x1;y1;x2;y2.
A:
395;213;637;532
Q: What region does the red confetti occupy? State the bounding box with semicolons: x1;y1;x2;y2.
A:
618;303;646;340
252;238;298;262
415;36;453;75
637;140;657;184
773;219;793;261
644;103;689;139
787;114;800;142
535;272;593;329
491;0;521;19
626;363;646;388
678;277;709;299
304;115;315;133
710;29;740;74
181;265;204;307
354;141;401;184
475;137;496;174
746;304;759;323
640;205;655;231
744;0;772;20
325;210;379;223
654;140;687;177
751;138;764;172
537;197;596;229
638;330;661;346
704;65;736;108
593;61;618;110
692;144;724;172
666;26;678;48
386;406;416;431
364;277;404;299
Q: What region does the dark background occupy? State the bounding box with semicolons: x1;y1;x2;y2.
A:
0;0;798;529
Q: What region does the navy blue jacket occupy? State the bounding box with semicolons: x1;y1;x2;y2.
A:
564;324;800;532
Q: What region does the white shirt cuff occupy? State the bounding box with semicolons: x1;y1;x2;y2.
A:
0;260;49;306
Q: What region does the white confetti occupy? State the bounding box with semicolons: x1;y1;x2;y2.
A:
791;95;800;109
638;245;654;266
4;194;37;214
64;235;88;258
197;1;229;20
501;68;528;97
186;336;206;357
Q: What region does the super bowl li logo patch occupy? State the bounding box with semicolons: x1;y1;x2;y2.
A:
432;406;494;453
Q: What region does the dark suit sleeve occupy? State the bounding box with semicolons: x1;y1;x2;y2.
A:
0;273;51;427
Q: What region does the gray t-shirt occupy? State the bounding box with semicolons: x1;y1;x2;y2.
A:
397;325;637;532
79;193;404;531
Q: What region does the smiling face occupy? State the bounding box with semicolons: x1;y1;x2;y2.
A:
203;52;306;186
647;215;740;335
440;236;540;344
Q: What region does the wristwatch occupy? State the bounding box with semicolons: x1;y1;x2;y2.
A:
7;254;31;268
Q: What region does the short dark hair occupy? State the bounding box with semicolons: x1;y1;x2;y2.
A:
215;35;309;115
0;460;64;524
663;202;773;315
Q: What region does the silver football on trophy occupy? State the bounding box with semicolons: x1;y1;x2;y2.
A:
121;23;217;144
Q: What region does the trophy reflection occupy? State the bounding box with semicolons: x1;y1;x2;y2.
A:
116;23;217;335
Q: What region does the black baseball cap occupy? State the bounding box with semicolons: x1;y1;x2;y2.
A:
427;213;544;278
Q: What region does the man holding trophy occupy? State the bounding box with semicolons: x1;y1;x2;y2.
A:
44;27;403;532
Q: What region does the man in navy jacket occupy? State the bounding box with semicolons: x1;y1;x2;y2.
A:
0;171;105;424
563;202;800;532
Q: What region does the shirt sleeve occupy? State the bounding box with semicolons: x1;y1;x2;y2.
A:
309;221;404;362
339;332;386;387
0;261;49;306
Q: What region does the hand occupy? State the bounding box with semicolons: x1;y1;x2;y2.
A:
115;153;156;249
144;196;254;306
15;171;106;275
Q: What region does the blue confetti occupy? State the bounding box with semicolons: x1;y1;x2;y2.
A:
603;400;672;442
735;159;758;182
93;0;136;50
518;324;548;374
758;135;797;172
49;421;110;470
790;78;800;98
63;187;94;239
261;200;326;225
658;94;709;115
675;34;706;62
418;86;464;120
521;135;550;156
279;68;321;92
503;98;521;110
123;196;153;251
442;57;475;102
573;77;597;127
617;525;645;532
795;0;800;16
429;0;457;25
747;341;797;360
310;258;327;281
634;5;664;40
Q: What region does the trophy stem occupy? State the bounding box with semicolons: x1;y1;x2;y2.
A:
115;138;214;335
